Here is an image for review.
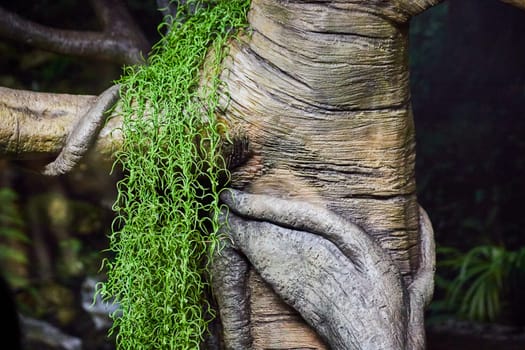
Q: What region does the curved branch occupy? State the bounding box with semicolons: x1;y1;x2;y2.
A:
407;206;436;349
222;189;395;269
0;0;149;65
43;84;121;176
0;86;122;167
220;189;409;349
210;242;253;349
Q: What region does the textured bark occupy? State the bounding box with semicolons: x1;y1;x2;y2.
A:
0;0;446;348
0;86;122;170
221;0;418;280
213;0;440;348
219;190;408;349
43;84;120;175
217;189;435;349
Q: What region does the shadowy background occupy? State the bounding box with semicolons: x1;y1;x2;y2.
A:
411;1;525;348
412;0;525;251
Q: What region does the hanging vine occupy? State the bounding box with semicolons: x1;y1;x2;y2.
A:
100;1;250;348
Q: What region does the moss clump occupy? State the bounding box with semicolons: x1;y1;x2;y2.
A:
100;1;250;349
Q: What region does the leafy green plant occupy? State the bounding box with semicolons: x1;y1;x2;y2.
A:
436;244;525;323
99;1;250;349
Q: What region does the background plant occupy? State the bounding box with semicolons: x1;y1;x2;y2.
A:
98;1;250;349
433;244;525;323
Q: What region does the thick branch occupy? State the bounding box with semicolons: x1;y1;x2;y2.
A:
218;190;435;349
0;0;149;65
0;86;122;167
43;84;121;175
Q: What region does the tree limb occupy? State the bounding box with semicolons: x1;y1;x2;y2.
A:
407;206;436;349
210;242;253;349
42;84;121;176
0;0;149;65
219;189;409;349
0;86;122;168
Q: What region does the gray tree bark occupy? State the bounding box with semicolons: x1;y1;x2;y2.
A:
212;1;440;347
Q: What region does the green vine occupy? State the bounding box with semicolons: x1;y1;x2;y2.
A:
100;1;250;349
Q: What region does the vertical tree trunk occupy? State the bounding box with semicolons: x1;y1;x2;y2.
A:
215;1;435;347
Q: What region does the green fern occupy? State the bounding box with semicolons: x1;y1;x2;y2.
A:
437;244;525;322
99;1;250;349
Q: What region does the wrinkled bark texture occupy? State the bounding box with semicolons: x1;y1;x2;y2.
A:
215;189;434;349
0;0;473;349
211;0;440;348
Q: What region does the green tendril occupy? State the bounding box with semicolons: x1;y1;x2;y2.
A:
99;1;250;348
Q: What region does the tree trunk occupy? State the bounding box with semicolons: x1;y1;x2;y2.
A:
214;0;437;348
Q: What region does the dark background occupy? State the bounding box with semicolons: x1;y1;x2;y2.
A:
411;1;525;348
411;0;525;251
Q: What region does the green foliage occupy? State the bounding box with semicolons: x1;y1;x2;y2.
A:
99;1;250;349
0;187;30;288
436;244;525;323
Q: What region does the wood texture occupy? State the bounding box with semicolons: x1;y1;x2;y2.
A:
0;0;448;347
0;87;122;170
249;271;327;349
216;0;440;348
221;0;417;279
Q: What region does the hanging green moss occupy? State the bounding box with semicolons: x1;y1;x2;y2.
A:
100;1;250;349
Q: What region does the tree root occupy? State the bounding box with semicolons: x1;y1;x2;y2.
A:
213;189;435;350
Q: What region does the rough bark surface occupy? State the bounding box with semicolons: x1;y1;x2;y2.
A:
213;0;439;348
222;0;417;280
43;84;120;175
0;86;122;170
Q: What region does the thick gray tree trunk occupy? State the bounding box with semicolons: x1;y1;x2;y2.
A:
213;1;439;348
